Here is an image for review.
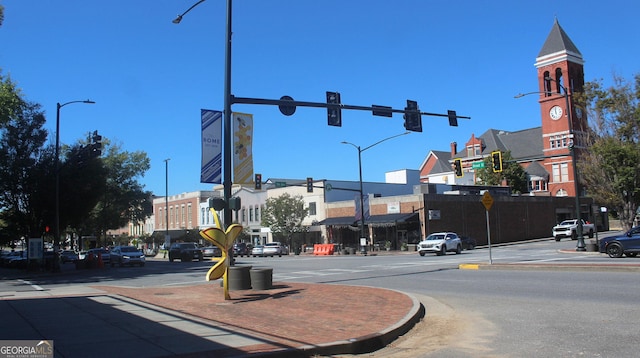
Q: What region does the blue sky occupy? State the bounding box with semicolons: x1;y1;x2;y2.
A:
1;0;638;197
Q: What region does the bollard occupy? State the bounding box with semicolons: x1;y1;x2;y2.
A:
250;268;273;290
227;265;252;290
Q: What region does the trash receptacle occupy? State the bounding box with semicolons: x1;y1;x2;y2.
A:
227;265;252;290
250;268;273;290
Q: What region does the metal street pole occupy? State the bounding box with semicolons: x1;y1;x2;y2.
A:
342;132;410;255
516;80;585;251
223;0;233;229
546;77;585;251
55;99;94;270
173;0;233;229
164;158;170;250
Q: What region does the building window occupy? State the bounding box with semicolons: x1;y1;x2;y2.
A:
552;163;569;183
544;71;552;96
201;208;205;225
249;208;254;222
187;204;192;226
529;179;548;192
550;135;570;149
308;202;317;216
255;206;259;223
242;208;246;224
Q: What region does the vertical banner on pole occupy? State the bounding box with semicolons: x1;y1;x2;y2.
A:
201;109;223;184
232;112;254;185
363;195;370;220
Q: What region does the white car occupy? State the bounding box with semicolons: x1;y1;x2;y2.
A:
262;242;288;257
110;245;145;267
417;232;462;256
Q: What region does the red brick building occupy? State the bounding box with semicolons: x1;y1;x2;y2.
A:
420;19;588;198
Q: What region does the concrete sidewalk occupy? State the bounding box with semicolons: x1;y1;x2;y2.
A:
0;279;424;357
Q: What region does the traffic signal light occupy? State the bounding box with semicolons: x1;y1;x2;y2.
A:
326;91;342;127
90;130;102;157
403;100;422;132
453;158;463;177
208;197;225;210
306;177;313;193
229;197;241;211
254;173;262;190
447;110;458;127
491;151;503;172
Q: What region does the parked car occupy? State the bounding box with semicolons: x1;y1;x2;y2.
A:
599;226;640;258
168;242;203;262
110;246;145;267
251;245;264;257
417;232;462;256
233;242;250;257
1;251;23;267
202;246;222;258
263;242;289;257
60;250;79;263
552;219;595;241
85;248;111;265
5;251;27;268
458;236;477;250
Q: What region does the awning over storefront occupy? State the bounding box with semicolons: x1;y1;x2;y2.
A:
318;212;418;228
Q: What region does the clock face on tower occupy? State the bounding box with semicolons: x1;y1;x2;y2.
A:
549;106;563;120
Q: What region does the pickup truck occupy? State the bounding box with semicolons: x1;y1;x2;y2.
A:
552;219;595;241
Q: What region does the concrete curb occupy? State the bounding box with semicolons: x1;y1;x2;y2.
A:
459;262;640;272
293;291;426;357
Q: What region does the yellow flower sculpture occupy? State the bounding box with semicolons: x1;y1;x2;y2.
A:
199;208;243;300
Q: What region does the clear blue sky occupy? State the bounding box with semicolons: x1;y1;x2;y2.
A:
1;0;638;197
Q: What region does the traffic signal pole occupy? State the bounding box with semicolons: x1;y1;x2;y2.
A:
231;95;471;123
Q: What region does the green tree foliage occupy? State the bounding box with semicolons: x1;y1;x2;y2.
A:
261;193;308;249
578;73;640;230
87;140;151;245
475;151;528;194
0;72;49;241
0;71;153;246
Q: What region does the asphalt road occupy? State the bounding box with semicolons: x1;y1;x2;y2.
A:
2;236;638;357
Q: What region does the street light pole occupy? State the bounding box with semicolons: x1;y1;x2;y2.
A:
223;0;233;229
55;99;94;265
545;77;585;251
342;132;410;255
164;158;170;249
516;79;585;251
173;0;233;229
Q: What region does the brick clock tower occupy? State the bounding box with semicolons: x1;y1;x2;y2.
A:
535;19;586;197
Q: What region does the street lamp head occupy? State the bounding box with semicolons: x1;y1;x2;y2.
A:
514;93;525;98
172;15;183;24
83;100;96;104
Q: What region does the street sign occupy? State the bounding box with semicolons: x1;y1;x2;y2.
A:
472;161;485;169
481;191;494;211
372;104;393;117
325;183;333;191
278;95;296;116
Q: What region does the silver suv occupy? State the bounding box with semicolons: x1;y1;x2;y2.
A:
110;245;145;267
417;232;462;256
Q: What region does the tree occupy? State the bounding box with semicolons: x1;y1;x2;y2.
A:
0;73;48;241
261;193;308;251
86;140;151;245
577;73;640;231
475;151;528;194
